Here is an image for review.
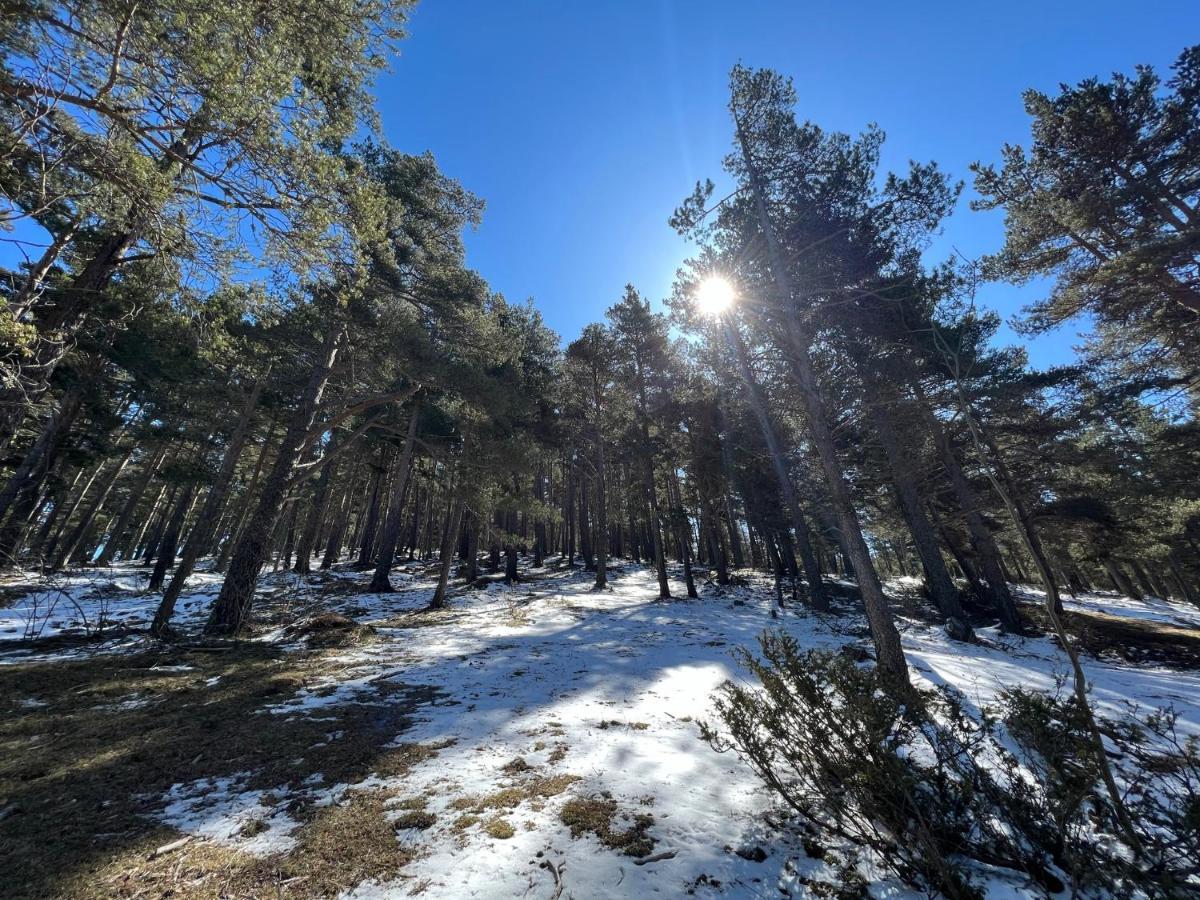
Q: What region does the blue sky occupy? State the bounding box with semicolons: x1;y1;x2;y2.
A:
379;0;1200;367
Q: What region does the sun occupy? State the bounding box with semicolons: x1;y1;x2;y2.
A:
695;275;736;317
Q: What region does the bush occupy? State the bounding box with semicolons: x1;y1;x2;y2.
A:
705;632;1200;898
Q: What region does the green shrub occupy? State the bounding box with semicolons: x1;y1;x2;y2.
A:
705;632;1200;898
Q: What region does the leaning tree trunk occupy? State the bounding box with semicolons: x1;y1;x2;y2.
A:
52;445;136;570
950;378;1142;853
429;490;466;610
321;458;361;570
912;381;1024;632
95;443;168;566
0;385;85;549
735;118;908;685
39;458;105;567
723;321;828;610
206;328;343;634
153;380;263;634
356;461;387;568
368;411;419;592
148;484;197;591
865;394;971;637
0;232;135;444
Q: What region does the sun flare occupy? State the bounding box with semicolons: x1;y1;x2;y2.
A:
695;276;736;317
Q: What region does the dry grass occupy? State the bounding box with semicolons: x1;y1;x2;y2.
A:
559;794;656;858
285;612;377;649
449;773;580;816
0;643;450;898
483;817;515;839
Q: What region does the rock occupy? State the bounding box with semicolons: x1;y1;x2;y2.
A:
734;845;767;862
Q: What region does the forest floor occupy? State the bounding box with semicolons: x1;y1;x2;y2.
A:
2;560;1199;898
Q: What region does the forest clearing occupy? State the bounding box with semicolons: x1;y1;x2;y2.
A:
3;2;1200;897
3;560;1199;898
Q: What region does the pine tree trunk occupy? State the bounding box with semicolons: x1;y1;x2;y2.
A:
206;327;342;634
579;472;594;571
356;460;386;568
40;459;105;567
95;444;168;566
913;382;1024;631
533;467;547;568
430;492;466;609
735;120;907;683
593;433;608;590
321;459;361;570
148;484;196;591
294;453;335;576
124;484;167;563
154;381;263;633
141;483;180;566
625;350;670;597
368;412;419;591
866;396;970;634
0;386;85;558
668;466;698;597
52;445;136;570
723;321;828;610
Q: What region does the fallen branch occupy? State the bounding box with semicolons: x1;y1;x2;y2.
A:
633;849;677;865
538;859;564;899
150;836;191;858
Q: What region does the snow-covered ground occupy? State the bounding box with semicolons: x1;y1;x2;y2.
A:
3;560;1199;897
1019;582;1200;629
0;565;223;648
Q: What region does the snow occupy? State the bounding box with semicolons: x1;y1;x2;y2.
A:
0;565;221;652
4;558;1199;896
1018;583;1200;629
159;773;303;856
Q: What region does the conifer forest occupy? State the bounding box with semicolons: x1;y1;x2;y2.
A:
2;3;1199;898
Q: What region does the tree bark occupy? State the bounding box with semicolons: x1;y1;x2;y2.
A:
722;321;828;610
912;380;1024;632
95;443;168;566
735;118;907;684
206;328;342;634
430;490;466;610
148;484;197;591
52;444;136;569
865;395;970;634
367;412;419;591
154;380;262;633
